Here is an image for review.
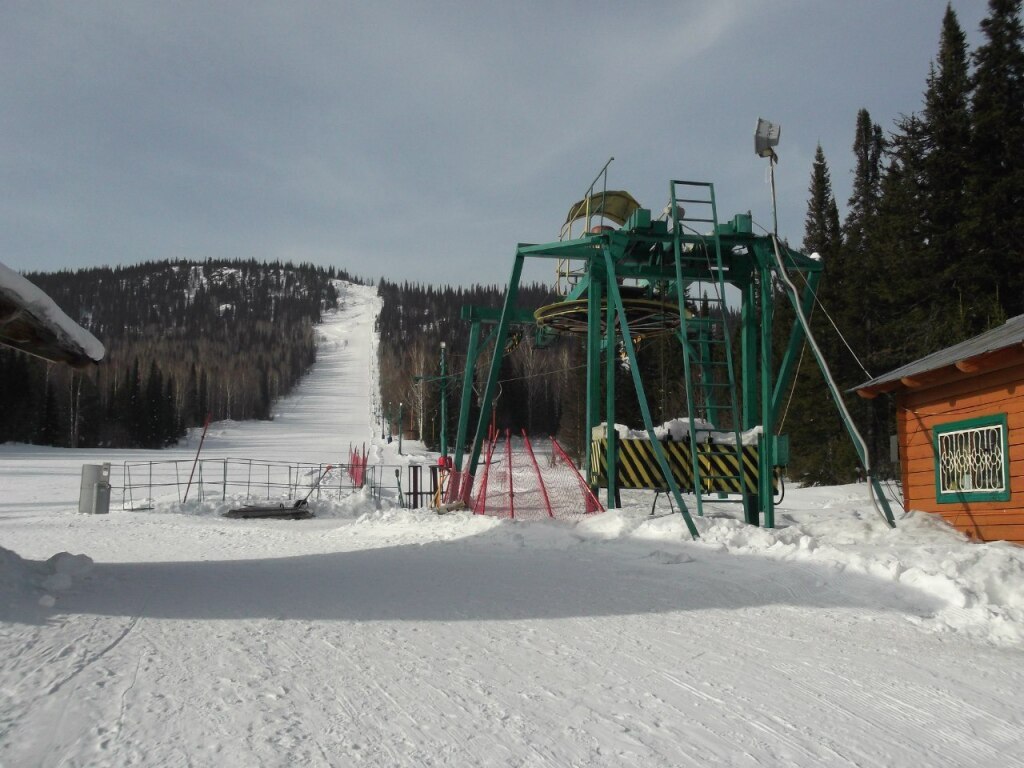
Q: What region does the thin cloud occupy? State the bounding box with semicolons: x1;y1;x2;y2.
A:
0;1;993;285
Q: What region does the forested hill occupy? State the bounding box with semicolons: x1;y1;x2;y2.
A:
375;279;578;452
375;278;713;463
0;259;353;448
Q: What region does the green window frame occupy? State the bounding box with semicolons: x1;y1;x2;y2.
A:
933;413;1010;504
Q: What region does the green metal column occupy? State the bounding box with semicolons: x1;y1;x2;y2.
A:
759;264;775;528
739;275;758;524
464;253;525;482
603;248;700;539
584;276;603;487
668;182;705;518
452;320;481;474
740;276;758;430
605;287;618;508
698;322;717;426
771;269;821;422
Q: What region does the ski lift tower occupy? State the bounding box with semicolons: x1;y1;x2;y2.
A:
448;143;895;538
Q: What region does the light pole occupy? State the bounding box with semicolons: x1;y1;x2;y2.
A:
412;343;453;458
754;117;781;236
398;401;404;455
439;341;448;458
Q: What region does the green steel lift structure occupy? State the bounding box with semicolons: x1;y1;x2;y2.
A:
446;171;896;539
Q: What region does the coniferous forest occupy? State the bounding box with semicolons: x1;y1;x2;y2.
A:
0;260;347;447
781;0;1023;484
2;3;1019;488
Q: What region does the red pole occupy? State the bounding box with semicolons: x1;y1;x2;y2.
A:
506;429;514;520
183;413;211;503
522;430;554;518
474;431;498;514
552;437;604;514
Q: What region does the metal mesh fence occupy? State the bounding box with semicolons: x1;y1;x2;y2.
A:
120;457;380;510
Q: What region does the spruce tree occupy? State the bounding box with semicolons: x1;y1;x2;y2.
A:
842;109;888;476
874;113;935;363
842;108;886;378
922;4;973;337
781;145;858;484
968;0;1024;325
804;146;843;257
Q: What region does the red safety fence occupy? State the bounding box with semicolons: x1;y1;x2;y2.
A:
347;443;369;488
469;429;604;520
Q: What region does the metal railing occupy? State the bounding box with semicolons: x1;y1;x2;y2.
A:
120;457;382;510
556;157;615;294
116;458;451;511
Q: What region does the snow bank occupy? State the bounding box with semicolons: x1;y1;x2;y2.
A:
0;545;94;609
571;489;1024;647
597;419;763;445
699;512;1024;646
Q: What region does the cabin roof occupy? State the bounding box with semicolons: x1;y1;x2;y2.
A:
0;262;104;368
855;314;1024;398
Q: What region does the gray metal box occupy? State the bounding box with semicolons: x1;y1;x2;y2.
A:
79;463;111;514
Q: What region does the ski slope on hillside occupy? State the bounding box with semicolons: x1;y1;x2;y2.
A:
2;280;1023;767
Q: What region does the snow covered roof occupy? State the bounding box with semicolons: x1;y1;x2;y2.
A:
0;261;104;367
855;314;1024;398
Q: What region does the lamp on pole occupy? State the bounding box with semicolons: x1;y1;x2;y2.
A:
755;117;782;529
754;117;781;236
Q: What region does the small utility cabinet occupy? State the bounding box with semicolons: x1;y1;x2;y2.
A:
79;463;111;514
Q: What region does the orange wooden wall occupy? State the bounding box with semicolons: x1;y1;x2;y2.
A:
898;360;1024;544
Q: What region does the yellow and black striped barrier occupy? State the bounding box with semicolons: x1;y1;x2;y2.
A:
590;438;776;494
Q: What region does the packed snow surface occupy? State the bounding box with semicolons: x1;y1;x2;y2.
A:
2;281;1023;767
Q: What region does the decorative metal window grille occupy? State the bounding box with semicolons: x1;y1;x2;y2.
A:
937;421;1006;495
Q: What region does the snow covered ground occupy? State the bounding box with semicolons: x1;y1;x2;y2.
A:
2;280;1024;767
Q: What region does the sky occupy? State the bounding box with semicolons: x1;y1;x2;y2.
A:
0;1;995;288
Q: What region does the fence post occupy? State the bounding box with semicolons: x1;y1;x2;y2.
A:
506;429;514;520
124;462;133;510
183;413;211;503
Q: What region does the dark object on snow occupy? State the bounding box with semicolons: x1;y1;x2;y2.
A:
224;501;313;520
225;463;332;520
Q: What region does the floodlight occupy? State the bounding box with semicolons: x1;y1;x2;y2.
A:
755;118;781;235
755;118;781;159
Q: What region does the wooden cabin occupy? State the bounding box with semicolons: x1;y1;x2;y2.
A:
856;315;1024;544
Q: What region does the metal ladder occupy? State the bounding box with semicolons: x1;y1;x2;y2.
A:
669;180;747;517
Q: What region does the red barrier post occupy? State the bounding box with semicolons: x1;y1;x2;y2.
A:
522;430;554;518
